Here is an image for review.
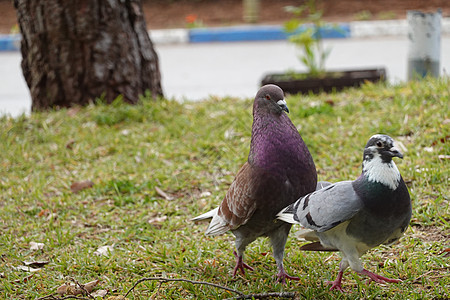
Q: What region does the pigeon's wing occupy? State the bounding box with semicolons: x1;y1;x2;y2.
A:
202;162;259;235
278;181;363;232
218;162;259;229
316;181;332;190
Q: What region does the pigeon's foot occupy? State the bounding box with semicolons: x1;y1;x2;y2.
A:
232;251;254;276
326;271;344;292
360;269;401;284
276;270;300;284
276;265;300;284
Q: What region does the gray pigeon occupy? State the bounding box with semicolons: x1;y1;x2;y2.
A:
193;84;317;283
277;134;411;291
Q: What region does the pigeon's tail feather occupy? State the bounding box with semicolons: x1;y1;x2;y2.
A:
191;207;219;221
276;203;298;224
205;214;231;236
299;241;338;252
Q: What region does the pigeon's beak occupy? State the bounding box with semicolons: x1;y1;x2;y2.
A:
277;99;289;113
388;146;403;159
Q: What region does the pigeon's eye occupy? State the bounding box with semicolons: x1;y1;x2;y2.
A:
265;95;271;100
376;141;383;147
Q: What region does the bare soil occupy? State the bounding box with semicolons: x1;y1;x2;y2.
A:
1;0;450;33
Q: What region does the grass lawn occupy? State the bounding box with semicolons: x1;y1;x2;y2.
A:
0;78;449;299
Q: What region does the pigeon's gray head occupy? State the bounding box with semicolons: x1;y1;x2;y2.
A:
362;134;403;190
255;84;289;113
364;134;403;163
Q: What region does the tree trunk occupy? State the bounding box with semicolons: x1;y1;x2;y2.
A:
14;0;163;111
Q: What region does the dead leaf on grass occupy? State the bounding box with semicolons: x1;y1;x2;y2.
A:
148;215;167;225
155;186;174;200
29;242;44;251
439;248;450;257
91;289;108;297
37;208;50;218
70;180;94;193
65;139;76;149
57;279;99;296
22;260;49;268
200;191;211;198
14;265;41;272
94;245;114;256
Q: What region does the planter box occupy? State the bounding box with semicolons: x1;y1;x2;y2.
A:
261;68;387;94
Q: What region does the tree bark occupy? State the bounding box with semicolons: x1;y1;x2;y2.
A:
14;0;163;111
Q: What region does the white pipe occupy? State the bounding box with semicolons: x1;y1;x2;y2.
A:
407;10;441;80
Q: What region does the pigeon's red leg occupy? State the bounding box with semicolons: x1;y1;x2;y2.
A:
276;266;300;284
232;251;254;276
360;269;401;284
326;270;345;292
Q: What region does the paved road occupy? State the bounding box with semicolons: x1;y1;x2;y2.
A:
1;36;450;117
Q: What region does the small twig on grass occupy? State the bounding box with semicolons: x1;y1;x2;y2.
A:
224;292;296;299
411;270;435;283
37;295;91;300
124;277;297;299
124;277;244;298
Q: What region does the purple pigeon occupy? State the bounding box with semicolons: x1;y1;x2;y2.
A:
277;134;412;291
193;84;317;283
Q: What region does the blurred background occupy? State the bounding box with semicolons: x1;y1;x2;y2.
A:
1;0;450;117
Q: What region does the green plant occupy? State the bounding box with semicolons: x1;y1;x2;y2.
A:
284;0;332;77
354;10;373;21
377;11;397;20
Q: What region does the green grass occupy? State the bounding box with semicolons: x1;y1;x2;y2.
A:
0;78;449;299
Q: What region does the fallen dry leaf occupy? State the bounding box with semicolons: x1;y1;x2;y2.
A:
29;242;44;251
14;265;40;272
84;280;100;291
148;215;167;225
22;260;49;268
94;245;114;256
37;208;50;218
440;248;450;257
155;186;174;200
200;191;211;198
21;260;49;272
70;180;94;193
91;289;108;297
56;284;70;296
56;279;99;296
65;139;76;149
57;284;83;296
